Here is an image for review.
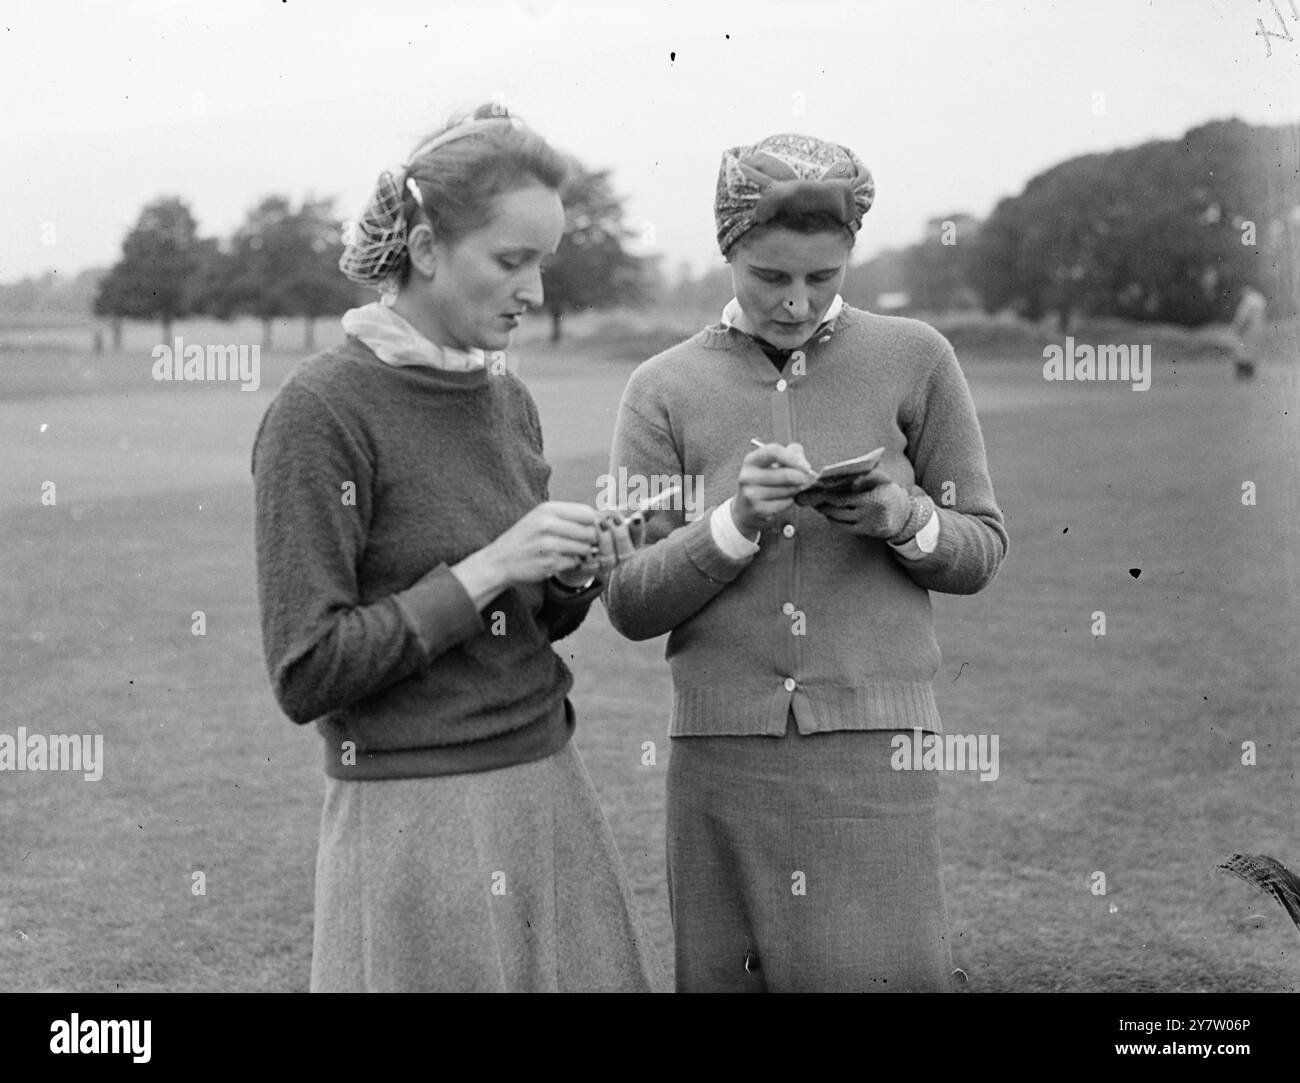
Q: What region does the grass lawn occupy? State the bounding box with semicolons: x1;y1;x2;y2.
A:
0;313;1297;991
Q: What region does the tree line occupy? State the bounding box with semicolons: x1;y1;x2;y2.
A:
85;158;653;349
6;118;1293;344
667;118;1297;333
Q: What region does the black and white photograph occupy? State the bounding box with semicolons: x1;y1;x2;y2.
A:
1;0;1297;1053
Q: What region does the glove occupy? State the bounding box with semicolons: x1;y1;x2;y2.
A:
806;473;934;543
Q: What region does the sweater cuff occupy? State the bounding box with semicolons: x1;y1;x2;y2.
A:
393;563;485;660
685;507;757;582
893;506;969;575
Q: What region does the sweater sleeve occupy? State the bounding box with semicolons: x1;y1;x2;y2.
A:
602;386;755;642
893;340;1009;595
251;381;484;725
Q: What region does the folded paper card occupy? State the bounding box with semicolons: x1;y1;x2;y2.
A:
797;447;886;497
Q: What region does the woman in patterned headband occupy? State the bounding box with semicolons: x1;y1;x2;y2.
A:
605;131;1009;991
252;103;664;992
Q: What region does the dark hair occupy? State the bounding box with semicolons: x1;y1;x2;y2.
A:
400;104;569;282
733;209;855;254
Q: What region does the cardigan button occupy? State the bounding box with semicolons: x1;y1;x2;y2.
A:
781;601;795;615
775;379;788;392
782;524;795;538
783;677;797;692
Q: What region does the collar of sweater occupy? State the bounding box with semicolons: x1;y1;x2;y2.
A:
710;295;852;352
340;301;488;371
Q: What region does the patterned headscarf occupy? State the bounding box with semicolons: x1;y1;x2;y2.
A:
338;113;517;296
714;133;875;256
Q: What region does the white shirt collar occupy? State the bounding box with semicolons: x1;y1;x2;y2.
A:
341;301;487;371
720;293;844;341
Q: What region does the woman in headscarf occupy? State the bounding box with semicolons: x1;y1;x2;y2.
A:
251;104;664;992
604;132;1008;991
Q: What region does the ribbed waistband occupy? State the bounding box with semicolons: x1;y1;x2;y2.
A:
322;698;574;781
669;681;941;737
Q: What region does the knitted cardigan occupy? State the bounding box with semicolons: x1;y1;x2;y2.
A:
251;337;601;779
603;305;1008;736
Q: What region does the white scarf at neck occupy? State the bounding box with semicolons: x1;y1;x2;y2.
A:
341;301;487;371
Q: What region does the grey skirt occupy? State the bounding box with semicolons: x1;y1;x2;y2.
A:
667;723;955;992
310;738;667;992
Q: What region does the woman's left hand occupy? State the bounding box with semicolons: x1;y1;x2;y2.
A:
803;469;914;539
552;513;642;588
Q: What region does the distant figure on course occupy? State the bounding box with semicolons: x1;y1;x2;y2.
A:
1230;287;1267;380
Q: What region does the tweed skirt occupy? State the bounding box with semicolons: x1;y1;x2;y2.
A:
309;738;667;992
666;722;954;992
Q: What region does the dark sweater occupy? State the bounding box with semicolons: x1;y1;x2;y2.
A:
251;336;600;779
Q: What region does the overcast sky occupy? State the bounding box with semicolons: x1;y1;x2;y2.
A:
2;0;1296;283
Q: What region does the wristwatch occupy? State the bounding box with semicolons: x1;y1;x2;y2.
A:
548;574;598;595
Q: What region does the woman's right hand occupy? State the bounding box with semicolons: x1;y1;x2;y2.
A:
732;442;818;536
453;502;600;609
488;501;603;587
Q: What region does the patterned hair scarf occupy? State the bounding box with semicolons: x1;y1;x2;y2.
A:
338;114;517;297
714;133;875;256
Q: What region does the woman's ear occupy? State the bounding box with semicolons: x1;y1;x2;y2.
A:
405;222;438;280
